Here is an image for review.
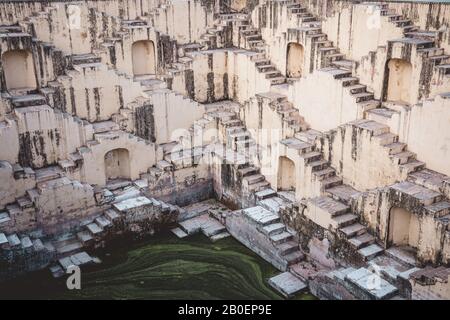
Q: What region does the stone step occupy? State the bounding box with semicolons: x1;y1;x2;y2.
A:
243;206;280;226
340;77;360;87
156;160;173;172
255;188;277;200
322;175;343;189
345;267;398;300
400;160;426;174
262;222;286;236
270;76;286;85
390;181;442;206
35;166;62;183
268;272;307;298
425;201;450;217
339;223;366;238
326;184;361;204
243;174;265;185
0;212;12;226
32;238;45;251
270;231;293;245
332;59;354;71
319;46;338;54
352;92;374;103
347;84;367;94
384;247;418;267
95;216;112;229
358;243;384;261
407;168;450;193
390;151;416;165
308;196;350;217
256;64;276;72
313;167;336;180
264;70;283;79
77;231;94;245
11;94;47;108
171;227;188;238
277;240;300;256
237;166;260;177
241;28;259;35
160;201;171;213
0;233;8;247
49;264;66;279
259;196;291;214
325;53;344;62
373;132;398;145
276;191;296;203
86;222;103;236
328;266;356;284
20;236;33;250
54;238;83;255
348;233;375;249
253;58;271;66
70;53;102;65
331;213;359;229
222;119;242;127
383;142;406;155
104;208;121;222
58;251;94;271
301;151;322;164
284;250;304;265
309;159;329;172
368;254;417;285
280;138;313;154
7;234;21;247
16;194;33;209
210;231;230;242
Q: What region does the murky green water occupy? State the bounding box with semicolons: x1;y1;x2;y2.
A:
0;232;316;300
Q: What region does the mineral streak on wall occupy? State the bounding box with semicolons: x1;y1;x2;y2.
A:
0;0;450;300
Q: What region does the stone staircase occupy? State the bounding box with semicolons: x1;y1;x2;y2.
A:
280;129;344;194
285;3;354;72
348;119;426;176
326;266;399;300
198;13;286;85
0;165;91;234
324;246;421;300
175;213;231;242
307;193;384;263
162;99;307;269
255;92;310;135
262;2;379;109
1;187;181;279
241;205;304;267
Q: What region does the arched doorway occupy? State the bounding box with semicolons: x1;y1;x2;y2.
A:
104;148;130;181
286;43;304;78
131;40;156;76
277;156;296;191
1;49;37;91
388;206;419;248
386;58;412;104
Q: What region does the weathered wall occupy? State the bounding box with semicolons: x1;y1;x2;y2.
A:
354;186;447;265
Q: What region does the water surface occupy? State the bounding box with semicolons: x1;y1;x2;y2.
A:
1;232;316;300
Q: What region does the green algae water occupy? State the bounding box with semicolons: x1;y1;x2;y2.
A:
0;232;316;300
